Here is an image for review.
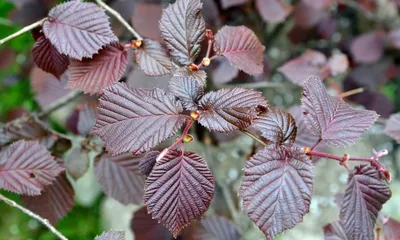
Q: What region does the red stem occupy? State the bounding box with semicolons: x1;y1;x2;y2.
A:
156;118;194;162
205;39;213;59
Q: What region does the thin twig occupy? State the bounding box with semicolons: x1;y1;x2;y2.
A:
95;0;142;40
0;193;68;240
38;90;81;118
241;129;267;146
220;183;240;222
0;18;47;46
339;88;364;98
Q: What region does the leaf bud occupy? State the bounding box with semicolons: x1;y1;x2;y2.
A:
190;110;200;120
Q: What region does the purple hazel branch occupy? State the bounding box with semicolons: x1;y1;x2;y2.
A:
0;17;47;46
306;148;391;180
0;193;68;240
156;117;196;162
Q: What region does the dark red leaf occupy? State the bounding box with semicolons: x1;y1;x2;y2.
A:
383;217;400;240
65;148;89;181
77;103;97;137
323;220;348;240
350;31;384;64
384;113;400;143
239;145;313;239
293;2;327;29
144;150;214;237
131;206;172;240
0;119;57;149
132;3;163;42
159;0;205;65
94;153;145;205
198;88;267;133
340;165;391;239
0;140;64;195
30;66;70;109
138;151;160;177
20;172;74;224
287;105;320;148
95;231;125;240
278;49;328;86
134;39;172;76
174;67;207;86
32;34;69;79
301;76;379;147
214;26;265;76
211;58;239;84
169;76;204;110
67;42;128;94
252;107;297;146
193;216;242;240
43;1;117;59
220;0;247;9
91;83;187;155
255;0;292;24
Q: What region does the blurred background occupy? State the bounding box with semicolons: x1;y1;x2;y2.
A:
1;0;400;239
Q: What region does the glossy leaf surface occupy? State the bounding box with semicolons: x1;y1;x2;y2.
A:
301;76;379;147
198;88;267;133
92;83;187;155
240;145;313;239
134;39;172;76
144;150;214;237
43;1;117;59
0;140;64;195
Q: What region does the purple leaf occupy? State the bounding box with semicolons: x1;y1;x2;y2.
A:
144;150;214;237
198;88;267;133
95;231;125;240
21;172;74;224
67;42;128;94
214;26;265;76
278;49;328;86
43;1;117;60
220;0;247;9
239;145;313;239
255;0;292;24
169;76;204;110
301;76;379;147
287;105;320;148
131;206;172;240
0;119;57;149
134;39;172;76
323;220;348;240
174;67;207;86
65;148;89;181
0;140;64;195
193;216;242;240
91;83;187;155
32;34;69;79
292;2;327;29
340;165;391;240
252;107;297;146
384;113;400;143
77;103;97;137
211;58;239;84
159;0;205;65
383;217;400;240
350;31;384;64
138;151;160;177
94;153;145;205
30;66;70;109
